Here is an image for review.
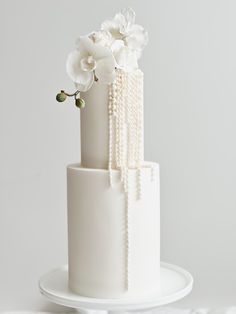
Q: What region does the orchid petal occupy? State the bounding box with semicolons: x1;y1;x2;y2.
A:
89;30;113;47
74;71;94;92
121;8;135;30
113;45;138;72
95;56;116;84
101;19;123;39
66;50;83;81
126;24;148;51
76;36;112;60
66;50;94;92
80;56;97;72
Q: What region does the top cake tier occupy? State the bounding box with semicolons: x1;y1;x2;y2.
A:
62;8;148;170
80;69;144;169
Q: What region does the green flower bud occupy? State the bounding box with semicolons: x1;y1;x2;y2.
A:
56;92;67;102
75;98;85;109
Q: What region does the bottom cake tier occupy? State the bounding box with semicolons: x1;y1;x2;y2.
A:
67;162;160;298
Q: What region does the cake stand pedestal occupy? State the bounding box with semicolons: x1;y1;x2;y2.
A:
39;262;193;314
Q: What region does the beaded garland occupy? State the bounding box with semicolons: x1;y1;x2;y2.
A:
108;69;144;183
108;69;144;289
108;69;159;291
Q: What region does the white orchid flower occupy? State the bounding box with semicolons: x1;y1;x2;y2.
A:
88;30;113;48
66;36;116;92
101;8;148;70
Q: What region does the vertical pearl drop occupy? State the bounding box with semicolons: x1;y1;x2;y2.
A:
107;69;146;292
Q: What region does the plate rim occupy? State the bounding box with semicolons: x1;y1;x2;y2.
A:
39;262;193;310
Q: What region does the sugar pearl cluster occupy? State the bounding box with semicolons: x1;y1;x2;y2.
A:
108;69;144;289
108;69;144;191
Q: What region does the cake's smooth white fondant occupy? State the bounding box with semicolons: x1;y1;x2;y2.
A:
67;163;160;298
81;81;109;169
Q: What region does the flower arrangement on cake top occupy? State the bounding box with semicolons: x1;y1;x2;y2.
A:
56;8;148;107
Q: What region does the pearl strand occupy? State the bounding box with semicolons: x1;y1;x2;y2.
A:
136;71;143;199
114;72;120;170
125;171;130;290
107;69;145;292
108;82;115;187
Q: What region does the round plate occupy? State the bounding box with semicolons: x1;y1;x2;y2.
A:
39;262;193;311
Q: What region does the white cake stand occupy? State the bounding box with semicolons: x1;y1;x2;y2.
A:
39;262;193;314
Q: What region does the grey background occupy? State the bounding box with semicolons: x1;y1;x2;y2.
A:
0;0;236;310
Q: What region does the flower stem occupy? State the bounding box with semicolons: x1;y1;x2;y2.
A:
61;90;80;97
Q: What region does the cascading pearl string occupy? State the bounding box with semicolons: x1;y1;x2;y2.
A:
108;69;150;291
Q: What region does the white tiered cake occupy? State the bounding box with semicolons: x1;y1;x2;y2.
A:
63;8;160;299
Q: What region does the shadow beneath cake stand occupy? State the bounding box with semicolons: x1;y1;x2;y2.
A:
38;262;193;314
